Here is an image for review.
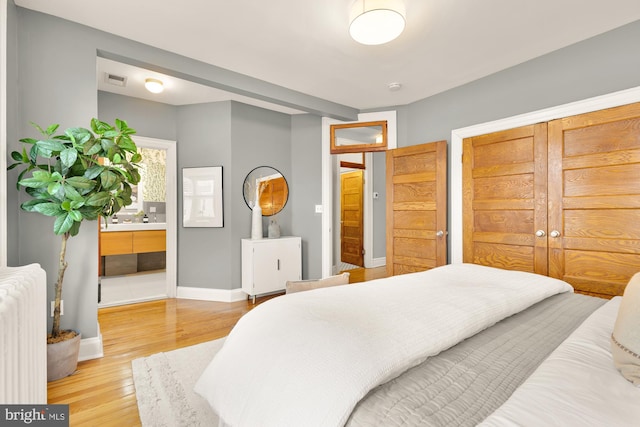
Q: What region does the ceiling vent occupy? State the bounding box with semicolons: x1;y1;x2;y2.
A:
104;72;128;87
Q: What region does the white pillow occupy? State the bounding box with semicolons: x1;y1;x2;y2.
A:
285;272;350;294
611;272;640;386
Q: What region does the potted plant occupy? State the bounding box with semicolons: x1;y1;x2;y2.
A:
8;118;141;381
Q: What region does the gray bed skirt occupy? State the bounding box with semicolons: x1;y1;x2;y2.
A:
346;292;606;427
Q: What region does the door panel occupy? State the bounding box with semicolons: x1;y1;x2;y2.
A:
548;102;640;297
341;170;364;267
463;123;548;274
386;141;447;276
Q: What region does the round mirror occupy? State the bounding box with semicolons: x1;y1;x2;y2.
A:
243;166;289;216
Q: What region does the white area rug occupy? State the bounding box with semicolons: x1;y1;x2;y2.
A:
132;338;224;426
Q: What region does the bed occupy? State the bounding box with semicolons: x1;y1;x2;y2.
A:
194;263;640;427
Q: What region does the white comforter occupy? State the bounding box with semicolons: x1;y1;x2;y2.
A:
480;296;640;426
195;263;572;427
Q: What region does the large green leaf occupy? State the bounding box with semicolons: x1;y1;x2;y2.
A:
84;165;104;180
99;170;118;189
69;210;83;222
53;213;75;235
62;184;82;201
47;182;62;197
118;137;137;152
60;147;78;168
85;191;111;207
68;220;81;237
19;176;50;189
21;199;49;211
82;138;101;156
65;127;92;145
36;139;66;153
66;176;95;190
91;118;112;135
31;202;64;217
69;199;85;210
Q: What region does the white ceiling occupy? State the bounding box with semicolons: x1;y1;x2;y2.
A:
15;0;640;113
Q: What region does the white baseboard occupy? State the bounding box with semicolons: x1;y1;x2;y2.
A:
177;286;247;302
370;257;386;268
78;333;103;361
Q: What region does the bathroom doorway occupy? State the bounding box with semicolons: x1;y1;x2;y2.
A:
98;136;177;307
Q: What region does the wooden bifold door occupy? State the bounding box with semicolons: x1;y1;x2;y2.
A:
463;102;640;298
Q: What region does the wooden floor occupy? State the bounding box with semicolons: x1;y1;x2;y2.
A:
47;266;387;426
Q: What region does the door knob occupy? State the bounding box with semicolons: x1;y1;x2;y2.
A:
535;230;546;237
550;230;561;238
436;230;445;238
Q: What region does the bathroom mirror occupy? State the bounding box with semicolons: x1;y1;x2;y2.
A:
330;120;387;154
243;166;289;216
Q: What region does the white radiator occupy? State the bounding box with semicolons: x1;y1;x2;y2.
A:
0;263;47;404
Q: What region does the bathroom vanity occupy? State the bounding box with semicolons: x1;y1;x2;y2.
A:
99;223;167;276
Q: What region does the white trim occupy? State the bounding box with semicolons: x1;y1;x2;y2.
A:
450;85;640;264
371;256;386;268
0;0;8;267
363;152;373;268
321;117;336;278
132;136;178;299
177;286;247;303
78;325;103;361
322;111;397;278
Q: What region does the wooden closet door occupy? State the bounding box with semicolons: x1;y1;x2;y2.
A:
341;170;364;267
548;102;640;297
463;124;548;274
386;141;447;276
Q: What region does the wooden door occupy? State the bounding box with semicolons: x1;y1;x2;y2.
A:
548;102;640;297
386;141;447;276
341;170;364;267
463;124;548;274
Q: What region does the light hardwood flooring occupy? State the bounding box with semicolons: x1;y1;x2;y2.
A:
47;267;387;426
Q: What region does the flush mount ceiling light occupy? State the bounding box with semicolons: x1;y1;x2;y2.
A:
144;78;164;94
349;0;406;45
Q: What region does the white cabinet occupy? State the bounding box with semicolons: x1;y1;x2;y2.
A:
242;237;301;302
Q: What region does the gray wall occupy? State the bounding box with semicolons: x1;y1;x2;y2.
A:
290;114;323;279
98;91;178;140
402;21;640;147
177;102;233;289
372;151;386;258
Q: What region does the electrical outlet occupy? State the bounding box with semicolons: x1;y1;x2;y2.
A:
315;205;323;214
50;300;63;317
150;206;157;213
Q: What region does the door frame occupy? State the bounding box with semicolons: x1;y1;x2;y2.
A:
451;85;640;264
133;135;178;298
322;111;397;277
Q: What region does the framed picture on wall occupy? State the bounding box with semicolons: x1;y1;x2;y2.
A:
182;166;223;227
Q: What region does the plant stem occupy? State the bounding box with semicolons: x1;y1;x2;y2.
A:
51;232;69;338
